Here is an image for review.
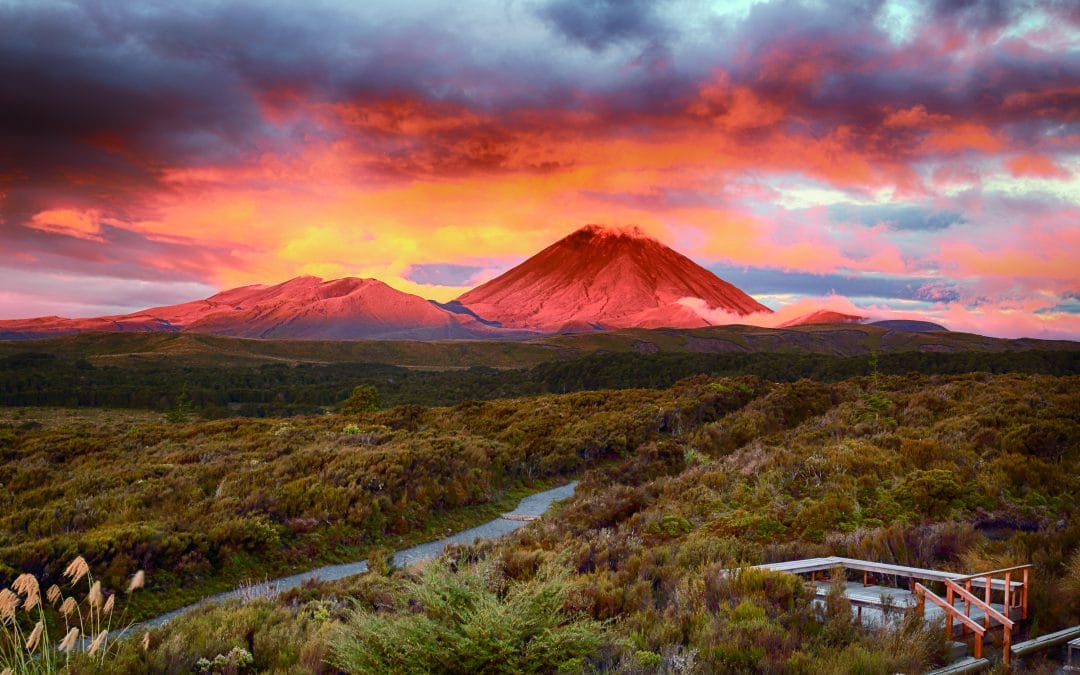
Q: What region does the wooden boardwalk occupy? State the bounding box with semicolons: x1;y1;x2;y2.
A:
753;556;1031;667
804;580;1015;630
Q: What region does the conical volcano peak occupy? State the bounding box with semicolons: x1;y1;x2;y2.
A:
571;224;654;241
456;224;771;331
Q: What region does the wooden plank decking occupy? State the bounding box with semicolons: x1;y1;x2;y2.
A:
756;556;1023;591
804;581;1017;627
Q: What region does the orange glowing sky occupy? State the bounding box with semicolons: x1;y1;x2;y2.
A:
1;0;1078;338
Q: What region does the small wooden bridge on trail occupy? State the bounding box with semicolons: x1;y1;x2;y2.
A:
754;556;1032;669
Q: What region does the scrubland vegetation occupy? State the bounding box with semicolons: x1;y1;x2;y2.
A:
1;369;1078;672
0;380;730;621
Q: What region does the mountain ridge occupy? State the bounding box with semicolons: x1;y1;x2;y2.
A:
0;225;944;340
0;276;524;341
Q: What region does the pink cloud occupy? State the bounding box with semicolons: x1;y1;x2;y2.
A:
26;209;105;242
1006;154;1071;179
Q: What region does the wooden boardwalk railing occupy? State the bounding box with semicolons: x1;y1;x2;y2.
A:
756;557;1033;670
916;583;988;658
914;566;1030;668
757;556;1026;593
952;564;1030;621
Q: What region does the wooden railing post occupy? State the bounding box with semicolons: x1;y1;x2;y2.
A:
984;575;992;629
946;584;955;637
1004;571;1011;618
974;631;982;659
1022;567;1029;620
1003;625;1011;669
963;579;972;636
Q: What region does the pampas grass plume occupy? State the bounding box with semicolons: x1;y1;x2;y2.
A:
63;556;90;585
12;573;40;612
0;589;18;622
25;620;43;651
88;629;108;655
58;627;80;653
88;580;103;609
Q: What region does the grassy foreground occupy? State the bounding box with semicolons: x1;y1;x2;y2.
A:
2;372;1078;673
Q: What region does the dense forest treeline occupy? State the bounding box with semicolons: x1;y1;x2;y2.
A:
1;348;1077;415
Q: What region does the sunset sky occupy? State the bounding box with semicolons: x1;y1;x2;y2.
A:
1;0;1078;338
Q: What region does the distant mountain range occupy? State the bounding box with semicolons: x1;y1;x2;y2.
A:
2;225;931;341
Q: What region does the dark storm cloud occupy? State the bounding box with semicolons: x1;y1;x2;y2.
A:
716;0;1080;151
928;0;1013;27
2;0;1077;207
0;1;276;227
536;0;669;51
0;0;663;217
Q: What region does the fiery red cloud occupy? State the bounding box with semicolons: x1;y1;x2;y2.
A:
0;0;1078;338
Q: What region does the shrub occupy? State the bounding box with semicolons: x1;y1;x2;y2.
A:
891;469;965;519
329;559;607;674
341;386;381;415
1000;419;1079;461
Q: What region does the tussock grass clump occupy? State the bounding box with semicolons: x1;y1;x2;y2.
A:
0;556;145;673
